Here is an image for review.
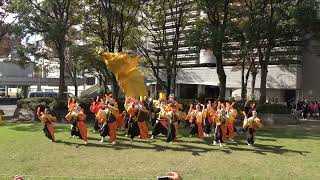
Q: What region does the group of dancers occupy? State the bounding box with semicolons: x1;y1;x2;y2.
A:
37;93;263;147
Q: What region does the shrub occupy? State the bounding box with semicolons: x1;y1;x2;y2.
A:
233;100;246;111
17;97;58;111
257;104;290;114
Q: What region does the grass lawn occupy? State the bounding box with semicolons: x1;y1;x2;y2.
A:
0;122;320;180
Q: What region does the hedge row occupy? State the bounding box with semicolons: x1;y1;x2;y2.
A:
257;104;290;114
17;97;66;112
16;97;126;120
17;97;290;115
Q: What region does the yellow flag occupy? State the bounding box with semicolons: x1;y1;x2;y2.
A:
99;52;148;97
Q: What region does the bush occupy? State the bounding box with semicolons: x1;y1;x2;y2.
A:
257;104;290;114
233;100;246;111
17;97;58;111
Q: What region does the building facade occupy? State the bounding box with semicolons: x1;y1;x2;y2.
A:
143;1;320;103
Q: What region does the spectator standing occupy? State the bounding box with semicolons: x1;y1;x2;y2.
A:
302;100;309;120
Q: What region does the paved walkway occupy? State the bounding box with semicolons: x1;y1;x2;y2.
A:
0;105;16;116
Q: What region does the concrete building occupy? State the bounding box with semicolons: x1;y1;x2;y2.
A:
142;1;320;103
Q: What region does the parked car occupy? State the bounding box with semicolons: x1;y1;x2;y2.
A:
28;91;58;98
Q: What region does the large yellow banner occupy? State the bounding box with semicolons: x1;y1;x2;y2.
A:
99;52;148;97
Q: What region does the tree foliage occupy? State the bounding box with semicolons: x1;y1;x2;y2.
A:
83;0;141;98
8;0;82;98
135;0;190;97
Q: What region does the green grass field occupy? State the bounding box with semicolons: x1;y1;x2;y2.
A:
0;122;320;180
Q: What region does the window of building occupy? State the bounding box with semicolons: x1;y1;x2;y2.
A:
205;86;219;99
180;84;197;99
87;77;96;85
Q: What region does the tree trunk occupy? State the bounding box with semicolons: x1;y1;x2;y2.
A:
57;42;66;99
259;63;267;104
103;78;109;95
259;47;271;104
74;79;78;97
251;70;257;99
72;70;78;97
172;63;177;96
216;50;226;101
166;72;172;98
98;75;102;89
111;74;119;99
155;57;160;99
242;59;254;100
241;61;246;99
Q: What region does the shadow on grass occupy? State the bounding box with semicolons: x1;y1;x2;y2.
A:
228;144;310;156
55;140;128;150
5;123;68;133
258;128;320;140
255;137;277;141
55;136;226;156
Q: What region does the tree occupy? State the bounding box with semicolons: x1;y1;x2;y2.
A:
226;0;319;103
191;0;230;100
9;0;81;98
75;42;113;96
254;0;319;104
229;0;266;100
0;0;15;42
84;0;141;99
135;0;190;97
65;45;82;97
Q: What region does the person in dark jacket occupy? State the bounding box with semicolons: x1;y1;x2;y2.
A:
302;99;309;120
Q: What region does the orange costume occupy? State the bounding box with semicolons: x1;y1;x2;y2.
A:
189;104;205;140
243;112;263;145
213;110;228;147
204;103;216;136
90;101;101;131
151;107;169;140
37;107;57;142
65;98;77;122
136;109;149;139
76;110;88;144
96;107;117;144
113;102;125;129
226;102;237;141
126;101;149;141
194;111;204;140
106;95;125;129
